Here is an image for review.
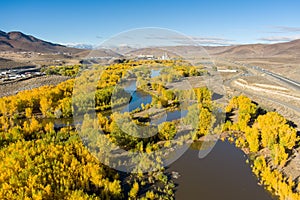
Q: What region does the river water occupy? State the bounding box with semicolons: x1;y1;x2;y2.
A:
168;140;274;200
122;69;275;199
59;69;275;199
116;70;274;200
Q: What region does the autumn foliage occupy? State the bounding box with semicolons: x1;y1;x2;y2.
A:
225;95;300;199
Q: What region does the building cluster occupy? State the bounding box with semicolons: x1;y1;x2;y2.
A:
217;69;238;73
135;52;170;60
0;51;72;57
0;67;44;83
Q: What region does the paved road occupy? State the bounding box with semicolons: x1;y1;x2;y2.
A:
252;66;300;91
223;61;300;117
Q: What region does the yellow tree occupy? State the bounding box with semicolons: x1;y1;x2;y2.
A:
198;108;214;136
245;126;260;153
257;112;282;148
129;182;139;199
272;144;288;167
278;124;297;150
158;122;177;140
25;107;32;118
40;97;52;117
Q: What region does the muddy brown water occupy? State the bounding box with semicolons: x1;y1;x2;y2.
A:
168;140;275;200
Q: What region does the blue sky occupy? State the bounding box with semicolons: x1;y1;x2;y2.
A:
1;0;300;45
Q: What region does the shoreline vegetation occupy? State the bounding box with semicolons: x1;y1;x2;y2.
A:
0;60;299;199
222;95;300;200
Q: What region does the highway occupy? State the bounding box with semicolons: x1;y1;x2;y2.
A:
251;65;300;91
223;62;300;126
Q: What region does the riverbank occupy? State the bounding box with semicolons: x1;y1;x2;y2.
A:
220;123;300;200
219;130;300;199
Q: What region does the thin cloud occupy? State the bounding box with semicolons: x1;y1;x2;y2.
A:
265;26;300;33
258;35;300;42
186;36;235;46
145;35;235;46
275;26;300;32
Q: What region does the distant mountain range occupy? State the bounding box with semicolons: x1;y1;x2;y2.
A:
150;39;300;59
1;30;300;59
206;39;300;58
108;39;300;59
0;30;81;54
65;43;95;50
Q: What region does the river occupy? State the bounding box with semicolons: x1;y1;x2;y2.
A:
168;140;274;200
120;69;275;199
61;69;276;199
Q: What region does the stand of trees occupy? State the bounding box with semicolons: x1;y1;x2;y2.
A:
42;65;80;77
253;156;300;200
0;79;74;122
224;95;299;199
0;121;123;199
1;60;199;199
